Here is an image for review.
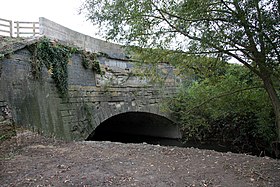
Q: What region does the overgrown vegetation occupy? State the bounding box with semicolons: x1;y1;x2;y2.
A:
168;63;277;157
127;44;278;157
81;0;280;146
28;37;73;96
81;51;102;74
28;37;102;97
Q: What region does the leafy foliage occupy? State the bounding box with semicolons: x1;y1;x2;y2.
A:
81;51;102;74
127;46;229;81
82;0;279;67
28;37;73;96
169;64;277;155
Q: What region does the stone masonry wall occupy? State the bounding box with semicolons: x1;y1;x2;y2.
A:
63;85;178;140
0;49;68;139
0;46;179;141
64;54;179;140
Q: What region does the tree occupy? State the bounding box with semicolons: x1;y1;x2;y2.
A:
81;0;280;140
169;63;276;155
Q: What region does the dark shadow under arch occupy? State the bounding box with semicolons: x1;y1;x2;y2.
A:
86;112;182;146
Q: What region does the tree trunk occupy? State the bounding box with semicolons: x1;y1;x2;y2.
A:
261;75;280;141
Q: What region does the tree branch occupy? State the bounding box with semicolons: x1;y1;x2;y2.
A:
233;1;261;61
181;86;263;115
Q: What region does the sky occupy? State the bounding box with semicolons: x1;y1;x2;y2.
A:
0;0;100;38
0;0;239;64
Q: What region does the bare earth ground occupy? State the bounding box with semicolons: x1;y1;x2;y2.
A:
0;129;280;187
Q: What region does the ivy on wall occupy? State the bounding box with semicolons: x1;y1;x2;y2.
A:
81;51;102;74
30;37;72;96
28;37;102;97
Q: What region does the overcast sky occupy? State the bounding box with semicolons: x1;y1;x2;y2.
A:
0;0;99;38
0;0;239;64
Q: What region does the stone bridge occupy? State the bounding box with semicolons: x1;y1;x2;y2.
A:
0;18;182;142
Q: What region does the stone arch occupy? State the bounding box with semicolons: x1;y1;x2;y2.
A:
87;111;181;140
81;100;180;141
95;101;171;125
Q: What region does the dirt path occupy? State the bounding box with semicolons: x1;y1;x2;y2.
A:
1;130;280;187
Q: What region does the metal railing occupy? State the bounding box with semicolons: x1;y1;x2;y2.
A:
0;18;39;37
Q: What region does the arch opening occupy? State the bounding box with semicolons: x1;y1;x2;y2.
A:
86;112;182;146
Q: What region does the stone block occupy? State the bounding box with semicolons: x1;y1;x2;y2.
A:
94;114;100;125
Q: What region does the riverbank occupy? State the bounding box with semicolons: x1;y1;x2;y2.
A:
1;129;280;186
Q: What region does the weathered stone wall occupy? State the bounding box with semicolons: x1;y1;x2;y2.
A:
39;17;124;57
64;85;178;140
0;49;67;138
63;55;179;140
68;54;97;86
0;47;179;141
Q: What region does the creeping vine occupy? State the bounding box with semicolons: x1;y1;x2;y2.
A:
28;37;102;97
28;37;72;97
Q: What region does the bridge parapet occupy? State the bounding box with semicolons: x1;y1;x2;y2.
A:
39;17;124;57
